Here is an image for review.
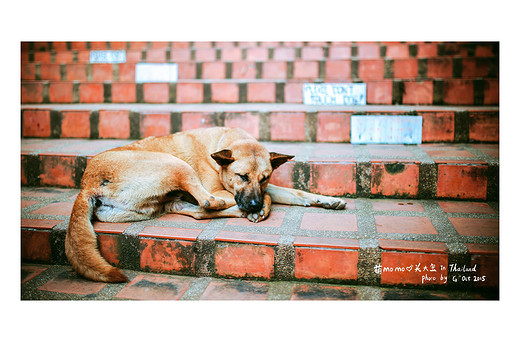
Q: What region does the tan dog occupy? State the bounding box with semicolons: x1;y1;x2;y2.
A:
65;127;347;282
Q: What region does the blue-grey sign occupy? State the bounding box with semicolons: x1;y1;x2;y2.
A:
351;115;423;144
89;50;126;63
303;83;366;105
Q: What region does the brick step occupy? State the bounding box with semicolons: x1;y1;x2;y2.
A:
21;57;499;82
21;139;498;201
21;263;498;300
22;42;499;60
21;186;499;289
21;79;499;105
21;104;499;143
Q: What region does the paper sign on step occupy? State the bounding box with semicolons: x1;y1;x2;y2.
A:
303;83;366;105
89;50;127;63
351;115;423;144
135;63;178;83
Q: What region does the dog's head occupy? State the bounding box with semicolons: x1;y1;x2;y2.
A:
211;140;293;213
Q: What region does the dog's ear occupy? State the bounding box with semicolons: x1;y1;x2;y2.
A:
270;152;294;170
211;149;235;166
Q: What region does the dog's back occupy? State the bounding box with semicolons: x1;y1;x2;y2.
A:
110;127;259;177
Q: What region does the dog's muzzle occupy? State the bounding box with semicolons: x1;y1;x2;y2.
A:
235;191;263;213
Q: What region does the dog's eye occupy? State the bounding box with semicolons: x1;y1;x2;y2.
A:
260;176;269;183
237;173;249;182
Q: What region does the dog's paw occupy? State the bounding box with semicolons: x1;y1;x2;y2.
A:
320;197;347;210
246;209;268;223
246;200;272;223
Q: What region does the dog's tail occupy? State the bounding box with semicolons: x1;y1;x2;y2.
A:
65;190;128;283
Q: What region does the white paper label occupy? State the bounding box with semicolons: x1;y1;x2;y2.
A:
135;63;178;83
351;115;423;144
303;83;366;105
89;50;126;63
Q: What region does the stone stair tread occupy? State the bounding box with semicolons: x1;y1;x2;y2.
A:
21;138;498;161
21;103;500;112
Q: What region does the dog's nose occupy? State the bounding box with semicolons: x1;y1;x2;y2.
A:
249;199;263;212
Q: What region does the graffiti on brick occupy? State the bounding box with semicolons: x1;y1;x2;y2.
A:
303;83;366;105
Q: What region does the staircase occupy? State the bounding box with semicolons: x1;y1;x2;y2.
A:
20;41;499;295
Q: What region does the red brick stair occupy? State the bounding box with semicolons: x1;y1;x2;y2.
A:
21;186;499;291
22;262;498;300
21;138;498;201
21;41;498;58
21;41;499;106
21;57;498;82
21;104;498;143
20;41;499;293
21;78;498;106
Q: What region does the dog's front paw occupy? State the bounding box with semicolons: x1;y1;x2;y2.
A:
246;200;272;223
320;197;347;210
246;209;269;223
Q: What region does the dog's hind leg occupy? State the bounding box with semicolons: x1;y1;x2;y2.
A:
266;184;347;209
94;196;163;223
91;150;235;214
